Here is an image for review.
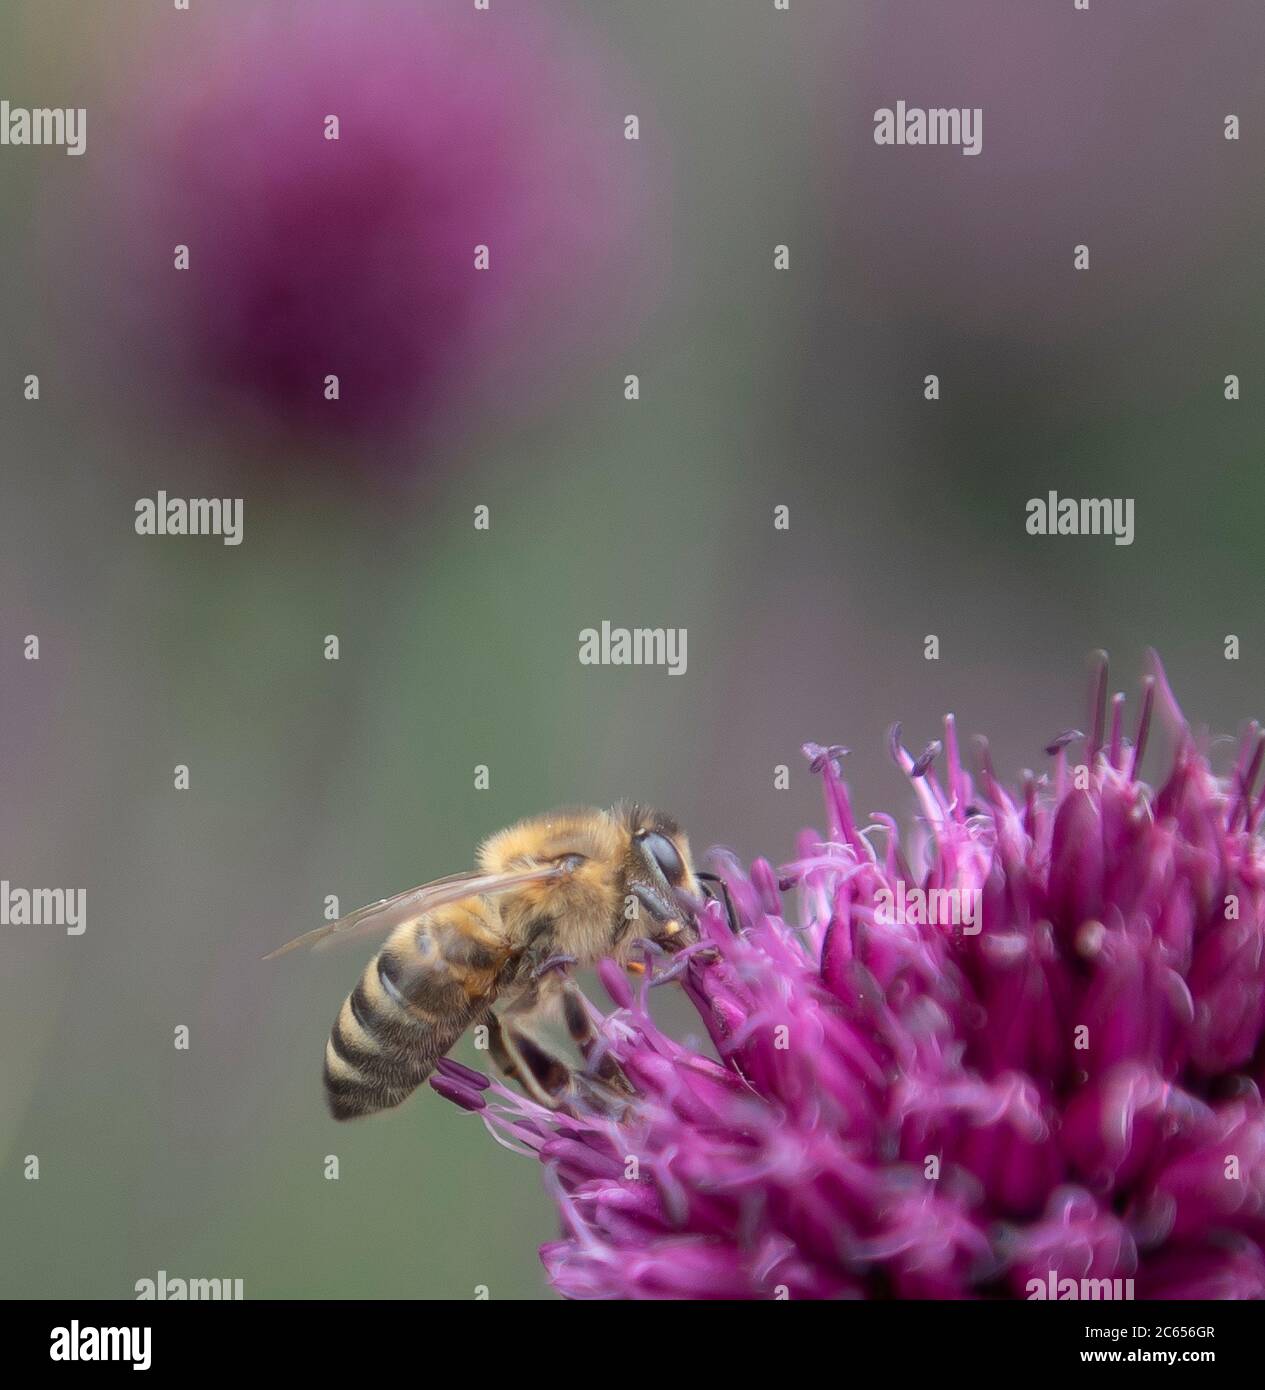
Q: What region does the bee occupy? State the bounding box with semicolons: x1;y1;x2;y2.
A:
266;805;712;1120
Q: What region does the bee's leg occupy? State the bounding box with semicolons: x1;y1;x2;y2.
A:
488;1002;573;1110
501;1023;573;1109
530;952;577;981
630;882;690;947
509;1027;573;1107
555;976;633;1096
696;871;739;934
484;1013;524;1089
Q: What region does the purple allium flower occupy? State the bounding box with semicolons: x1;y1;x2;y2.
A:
97;1;654;465
436;656;1265;1299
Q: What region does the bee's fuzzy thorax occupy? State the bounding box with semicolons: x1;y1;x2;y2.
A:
476;807;619;874
479;808;625;961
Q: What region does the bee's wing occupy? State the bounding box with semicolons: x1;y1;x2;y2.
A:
262;863;565;961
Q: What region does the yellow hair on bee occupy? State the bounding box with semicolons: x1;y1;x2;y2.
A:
478;806;622;873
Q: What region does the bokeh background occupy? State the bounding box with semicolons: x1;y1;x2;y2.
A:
2;0;1263;1298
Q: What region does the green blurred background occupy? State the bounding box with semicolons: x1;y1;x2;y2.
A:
2;0;1263;1297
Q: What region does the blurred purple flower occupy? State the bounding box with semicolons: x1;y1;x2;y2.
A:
103;1;655;463
437;655;1265;1299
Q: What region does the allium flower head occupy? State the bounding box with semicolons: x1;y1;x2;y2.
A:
437;656;1265;1299
96;1;653;464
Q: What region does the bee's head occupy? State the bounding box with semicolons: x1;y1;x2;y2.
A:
612;805;701;956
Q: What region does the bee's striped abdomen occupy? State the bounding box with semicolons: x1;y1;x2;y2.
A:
323;904;507;1121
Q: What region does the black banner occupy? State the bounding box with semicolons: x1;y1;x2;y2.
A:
11;1297;1256;1376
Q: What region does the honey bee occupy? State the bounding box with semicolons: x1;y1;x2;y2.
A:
266;805;712;1120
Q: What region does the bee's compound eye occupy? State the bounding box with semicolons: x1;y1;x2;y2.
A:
638;831;684;886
